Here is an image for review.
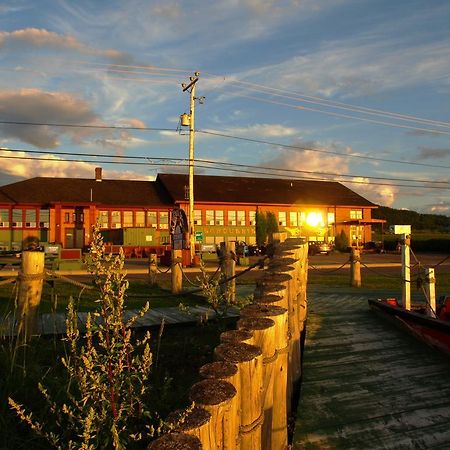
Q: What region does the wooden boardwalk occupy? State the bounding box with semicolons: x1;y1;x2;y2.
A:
293;288;450;450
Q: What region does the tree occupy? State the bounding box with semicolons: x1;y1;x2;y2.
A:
266;211;279;236
255;211;268;247
335;229;349;252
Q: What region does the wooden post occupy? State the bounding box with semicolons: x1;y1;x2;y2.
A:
237;316;276;449
214;342;263;450
17;250;45;341
220;329;254;346
148;253;158;285
166;407;212;447
190;379;237;449
350;246;361;288
171;249;182;294
402;234;411;310
425;267;436;318
199;361;240;449
220;241;236;303
148;432;202;449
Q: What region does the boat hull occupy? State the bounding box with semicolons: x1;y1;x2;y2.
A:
368;299;450;357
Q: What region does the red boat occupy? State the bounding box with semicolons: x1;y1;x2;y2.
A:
368;295;450;357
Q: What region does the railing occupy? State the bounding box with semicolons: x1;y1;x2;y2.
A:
149;238;309;450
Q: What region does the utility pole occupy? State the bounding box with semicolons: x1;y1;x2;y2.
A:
181;72;202;264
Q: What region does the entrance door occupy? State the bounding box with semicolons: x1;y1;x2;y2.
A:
65;228;84;248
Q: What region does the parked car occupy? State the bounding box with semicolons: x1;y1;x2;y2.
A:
308;241;333;255
234;240;249;257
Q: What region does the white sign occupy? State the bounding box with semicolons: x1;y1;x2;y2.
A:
390;225;411;235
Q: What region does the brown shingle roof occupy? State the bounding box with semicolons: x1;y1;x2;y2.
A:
0;177;172;206
157;173;375;207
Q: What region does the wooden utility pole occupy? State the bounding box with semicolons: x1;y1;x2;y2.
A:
350;247;361;288
17;250;45;341
181;72;202;265
220;241;236;303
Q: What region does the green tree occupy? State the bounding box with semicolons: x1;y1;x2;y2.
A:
335;229;349;252
255;211;268;247
266;211;279;236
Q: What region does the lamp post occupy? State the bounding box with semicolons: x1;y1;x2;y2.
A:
181;72;201;264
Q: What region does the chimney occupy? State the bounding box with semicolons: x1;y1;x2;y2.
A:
95;167;102;182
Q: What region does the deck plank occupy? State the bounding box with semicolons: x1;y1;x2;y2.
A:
293;291;450;449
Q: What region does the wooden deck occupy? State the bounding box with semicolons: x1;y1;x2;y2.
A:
293;288;450;449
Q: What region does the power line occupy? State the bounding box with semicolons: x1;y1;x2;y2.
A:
196;129;450;170
1;148;450;190
2;146;450;185
1;118;450;169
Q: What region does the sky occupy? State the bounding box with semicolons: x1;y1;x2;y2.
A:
0;0;450;215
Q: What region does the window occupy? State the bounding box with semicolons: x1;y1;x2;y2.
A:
135;211;145;227
123;211;133;227
159;212;169;229
39;209;49;228
206;210;214;225
111;211;121;228
147;211;157;228
98;210;109;228
228;211;236;226
237;211;246;226
289;212;298;227
350;209;363;220
194;210;202;225
0;209;9;227
215;210;224;226
278;211;286;227
25;209;37;228
12;208;22;228
328;212;335;225
299;212;306;225
249;211;256;226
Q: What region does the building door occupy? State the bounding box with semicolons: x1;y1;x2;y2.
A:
65;228;85;248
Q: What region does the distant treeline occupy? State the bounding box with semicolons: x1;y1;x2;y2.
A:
373;206;450;231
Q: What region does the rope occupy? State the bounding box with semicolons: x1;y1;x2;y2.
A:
263;351;278;365
240;410;265;434
179;263;201;287
18;272;45;281
46;270;96;290
432;254;450;268
359;262;402;279
156;265;171;274
0;277;17;286
308;259;350;274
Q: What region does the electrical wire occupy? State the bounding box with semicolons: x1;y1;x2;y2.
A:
1;119;450;170
1;147;450;186
0;152;450;190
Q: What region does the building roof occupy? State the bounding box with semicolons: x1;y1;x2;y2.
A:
0;177;172;206
157;173;376;207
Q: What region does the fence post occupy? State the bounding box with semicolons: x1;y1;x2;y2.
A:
190;379;237;449
425;267;436;318
220;241;236;303
148;432;202;449
17;250;45;342
171;249;182;294
237;316;276;449
401;234;411;310
350;247;361;288
215;342;263;450
148;253;158;285
166;407;212;448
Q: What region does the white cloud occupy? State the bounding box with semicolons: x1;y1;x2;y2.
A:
0;28;129;62
224;123;298;138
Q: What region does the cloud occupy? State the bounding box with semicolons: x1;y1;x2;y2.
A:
417;146;450;160
0;149;152;181
0;28;129;63
0;89;146;152
223;123;298;138
345;177;398;208
0;89;99;148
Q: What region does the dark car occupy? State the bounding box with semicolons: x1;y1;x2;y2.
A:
308;241;333;255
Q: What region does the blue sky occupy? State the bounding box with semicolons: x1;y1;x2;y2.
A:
0;0;450;215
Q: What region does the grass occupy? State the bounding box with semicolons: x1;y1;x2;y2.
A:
1;317;236;448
